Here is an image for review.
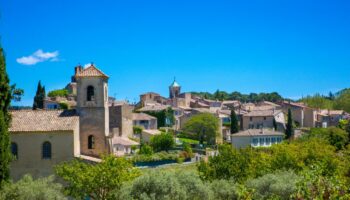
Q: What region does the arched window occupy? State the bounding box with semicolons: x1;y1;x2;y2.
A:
88;135;95;149
11;142;18;159
87;86;94;101
42;141;52;159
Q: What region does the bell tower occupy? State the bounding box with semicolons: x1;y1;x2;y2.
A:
75;64;109;157
169;78;181;99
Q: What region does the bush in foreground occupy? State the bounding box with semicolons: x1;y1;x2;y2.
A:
0;175;66;200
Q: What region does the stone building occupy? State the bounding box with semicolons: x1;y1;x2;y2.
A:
75;64;110;157
9;110;79;180
9;64;140;179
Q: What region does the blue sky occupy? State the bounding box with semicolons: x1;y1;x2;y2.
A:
1;0;350;106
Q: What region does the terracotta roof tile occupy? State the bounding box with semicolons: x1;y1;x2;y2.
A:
9;110;79;132
75;65;108;78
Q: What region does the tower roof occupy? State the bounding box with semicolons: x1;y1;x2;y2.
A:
75;64;109;78
169;79;180;87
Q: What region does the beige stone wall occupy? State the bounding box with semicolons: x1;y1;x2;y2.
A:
76;76;109;157
242;116;274;130
10;131;75;180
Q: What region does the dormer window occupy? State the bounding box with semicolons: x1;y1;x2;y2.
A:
87;86;94;101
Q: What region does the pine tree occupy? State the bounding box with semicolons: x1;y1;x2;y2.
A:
285;108;293;139
0;47;11;185
33;81;45;110
230;109;239;134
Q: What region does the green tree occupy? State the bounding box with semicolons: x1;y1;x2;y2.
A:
33;81;45;110
285;108;293;139
0;175;66;200
230;109;239;134
0;46;23;186
133;125;143;135
198;144;258;182
150;132;174;152
139;144;153;155
55;155;140;200
309;127;349;150
47;89;68;97
0;111;10;186
183;113;220;145
334;89;350;113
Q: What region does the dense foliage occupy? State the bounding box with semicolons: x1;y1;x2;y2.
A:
192;90;283;102
133;125;143;135
55;155;140;200
182;113;220;145
144;108;175;128
47;89;68;98
0;46;12;186
119;171;210;200
197;129;350;198
0;175;66;200
150;132;174;152
300;89;350;112
32;81;45;110
0;110;10;187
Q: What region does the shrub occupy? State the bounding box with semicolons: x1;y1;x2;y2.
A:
139;144;153;155
209;179;239;200
132;151;178;163
246;170;300;200
133;126;143;135
0;175;66;200
120;171;211;200
309;127;349;150
58;102;69;110
150;132;174;152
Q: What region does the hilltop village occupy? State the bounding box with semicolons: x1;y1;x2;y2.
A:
8;64;350;179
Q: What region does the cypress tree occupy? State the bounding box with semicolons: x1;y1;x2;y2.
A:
0;46;11;185
33;81;45;110
0;110;10;185
230;109;239;134
273;118;277;131
285;108;293;139
0;47;11;122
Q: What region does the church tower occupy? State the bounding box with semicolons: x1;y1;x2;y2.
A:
169;78;181;99
75;64;109;157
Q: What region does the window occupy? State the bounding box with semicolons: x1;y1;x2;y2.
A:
266;137;271;145
88;135;95;149
250;117;253;121
263;117;266;120
87;86;94;101
42;141;52;159
271;137;276;143
259;138;264;146
252;138;258;146
11;142;18;159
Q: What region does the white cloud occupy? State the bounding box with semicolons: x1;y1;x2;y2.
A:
16;49;59;65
